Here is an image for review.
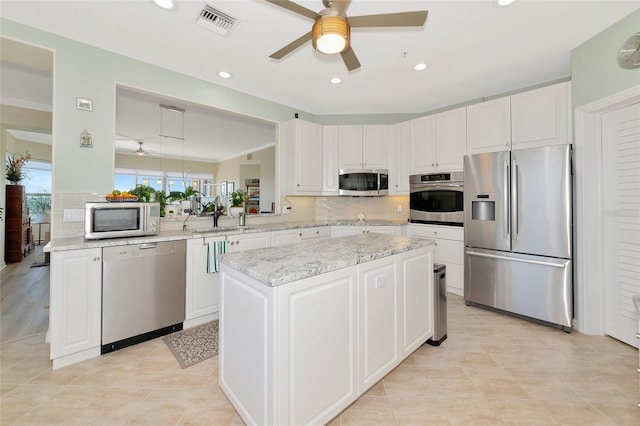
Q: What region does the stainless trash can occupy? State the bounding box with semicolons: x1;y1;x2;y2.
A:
427;263;447;346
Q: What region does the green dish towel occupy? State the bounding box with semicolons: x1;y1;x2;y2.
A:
206;240;227;273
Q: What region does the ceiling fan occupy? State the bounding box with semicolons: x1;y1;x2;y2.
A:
265;0;428;71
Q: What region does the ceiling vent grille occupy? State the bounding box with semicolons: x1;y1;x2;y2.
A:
196;3;237;36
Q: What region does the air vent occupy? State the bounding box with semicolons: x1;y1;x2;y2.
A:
196;3;237;36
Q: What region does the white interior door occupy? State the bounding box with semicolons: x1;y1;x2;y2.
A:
602;102;640;348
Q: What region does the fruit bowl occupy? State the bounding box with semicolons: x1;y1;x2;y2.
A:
105;195;139;202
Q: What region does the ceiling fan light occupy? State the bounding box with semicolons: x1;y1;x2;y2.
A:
312;15;349;55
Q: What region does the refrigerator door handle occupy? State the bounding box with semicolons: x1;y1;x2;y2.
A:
466;250;568;268
511;159;519;241
504;160;510;241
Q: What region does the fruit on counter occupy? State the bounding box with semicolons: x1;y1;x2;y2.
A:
111;189;121;196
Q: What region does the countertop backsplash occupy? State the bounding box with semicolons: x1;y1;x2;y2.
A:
50;192;409;239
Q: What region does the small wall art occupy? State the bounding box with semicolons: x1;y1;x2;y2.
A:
76;97;93;111
80;129;93;147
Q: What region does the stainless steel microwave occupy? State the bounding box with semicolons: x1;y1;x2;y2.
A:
85;202;160;240
339;169;388;196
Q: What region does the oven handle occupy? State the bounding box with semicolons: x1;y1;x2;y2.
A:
409;183;464;191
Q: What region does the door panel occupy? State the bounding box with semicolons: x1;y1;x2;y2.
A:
464;150;510;251
510;145;572;258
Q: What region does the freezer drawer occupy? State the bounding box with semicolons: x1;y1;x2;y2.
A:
464;248;572;329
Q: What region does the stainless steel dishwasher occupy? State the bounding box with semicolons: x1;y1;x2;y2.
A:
102;240;186;353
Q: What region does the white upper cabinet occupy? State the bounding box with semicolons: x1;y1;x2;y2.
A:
339;125;388;169
322;125;340;194
281;119;323;195
409;115;436;174
435;107;467;170
388;121;410;195
467;96;512;154
467;82;571;154
409;107;466;174
511;81;570;150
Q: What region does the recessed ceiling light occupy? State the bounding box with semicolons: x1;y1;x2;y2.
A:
497;0;518;6
330;77;342;84
218;71;232;79
153;0;174;10
414;63;429;71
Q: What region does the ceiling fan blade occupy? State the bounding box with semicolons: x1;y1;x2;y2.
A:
269;31;313;59
348;11;428;28
341;46;361;71
263;0;320;20
329;0;351;16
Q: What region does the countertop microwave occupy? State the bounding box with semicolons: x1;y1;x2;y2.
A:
85;202;160;240
339;169;388;196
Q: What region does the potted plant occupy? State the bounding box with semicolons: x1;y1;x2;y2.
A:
5;152;32;184
27;194;51;223
229;190;246;217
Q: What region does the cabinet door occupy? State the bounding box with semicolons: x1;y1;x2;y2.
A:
362;125;388;169
409;115;436;174
466;97;511;154
366;226;401;235
50;248;102;362
339;125;364;169
271;229;301;247
185;237;221;326
359;258;399;391
227;232;270;252
331;226;366;237
299;226;331;240
323;125;340;193
435;107;467;170
400;248;433;356
296;120;324;191
389;121;410;194
511;82;569;149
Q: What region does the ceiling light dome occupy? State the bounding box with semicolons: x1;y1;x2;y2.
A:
312;15;350;54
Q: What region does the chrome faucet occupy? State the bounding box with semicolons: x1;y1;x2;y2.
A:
212;195;225;228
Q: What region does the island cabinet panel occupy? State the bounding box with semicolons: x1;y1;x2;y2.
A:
280;270;358;426
226;232;270;252
358;259;399;391
219;243;434;426
50;248;102;369
184;237;223;328
401;249;434;356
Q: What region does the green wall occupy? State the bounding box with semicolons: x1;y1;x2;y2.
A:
571;9;640;109
0;18;311;195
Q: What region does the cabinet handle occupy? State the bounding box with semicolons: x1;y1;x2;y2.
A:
297;183;300;187
315;231;319;234
93;256;101;262
299;233;303;236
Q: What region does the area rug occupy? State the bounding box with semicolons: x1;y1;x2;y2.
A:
163;320;218;368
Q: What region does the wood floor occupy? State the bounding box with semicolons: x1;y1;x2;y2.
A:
0;246;49;343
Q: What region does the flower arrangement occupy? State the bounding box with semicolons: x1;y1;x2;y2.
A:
5;152;32;184
230;190;246;207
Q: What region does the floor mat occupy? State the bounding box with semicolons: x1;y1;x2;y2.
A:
163;320;218;368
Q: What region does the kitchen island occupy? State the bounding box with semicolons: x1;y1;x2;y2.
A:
219;233;435;426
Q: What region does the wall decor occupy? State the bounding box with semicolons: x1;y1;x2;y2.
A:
76;97;93;111
80;129;93;147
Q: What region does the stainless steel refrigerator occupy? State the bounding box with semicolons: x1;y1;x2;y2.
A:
464;145;573;331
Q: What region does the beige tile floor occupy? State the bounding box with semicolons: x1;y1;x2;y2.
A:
1;294;638;425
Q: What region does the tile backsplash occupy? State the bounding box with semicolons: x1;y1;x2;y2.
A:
50;193;409;239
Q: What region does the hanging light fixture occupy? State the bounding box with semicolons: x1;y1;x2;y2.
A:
312;15;350;54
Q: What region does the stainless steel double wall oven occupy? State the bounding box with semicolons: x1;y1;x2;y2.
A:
409;171;464;226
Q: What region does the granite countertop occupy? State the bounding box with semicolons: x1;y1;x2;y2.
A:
44;219;408;252
220;232;434;287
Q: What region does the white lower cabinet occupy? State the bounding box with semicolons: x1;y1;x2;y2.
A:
331;225;402;238
184;237;223;328
219;246;433;426
226;231;270;252
271;227;331;247
50;248;102;369
407;224;464;296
